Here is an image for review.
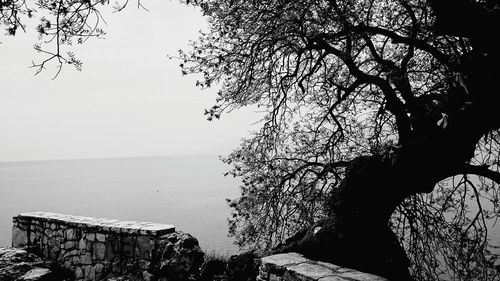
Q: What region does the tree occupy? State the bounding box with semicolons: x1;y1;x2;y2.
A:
3;0;500;280
177;0;500;280
0;0;145;77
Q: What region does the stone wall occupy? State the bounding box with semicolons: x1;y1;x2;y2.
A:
258;253;388;281
12;212;203;281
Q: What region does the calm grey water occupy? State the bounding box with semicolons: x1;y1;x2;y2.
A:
0;155;240;254
1;156;498;276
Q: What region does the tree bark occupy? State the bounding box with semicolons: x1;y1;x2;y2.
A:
275;154;415;280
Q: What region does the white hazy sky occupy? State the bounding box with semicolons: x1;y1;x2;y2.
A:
0;1;259;162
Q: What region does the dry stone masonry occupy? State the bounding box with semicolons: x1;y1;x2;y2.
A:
12;212;203;281
258;253;388;281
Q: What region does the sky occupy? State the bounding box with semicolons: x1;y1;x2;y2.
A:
0;1;259;162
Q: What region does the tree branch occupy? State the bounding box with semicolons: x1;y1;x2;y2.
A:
462;165;500;185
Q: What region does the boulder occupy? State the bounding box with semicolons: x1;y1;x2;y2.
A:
0;247;72;281
150;232;204;281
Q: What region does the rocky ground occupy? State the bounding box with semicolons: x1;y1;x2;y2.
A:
0;246;259;281
0;247;73;281
0;247;153;281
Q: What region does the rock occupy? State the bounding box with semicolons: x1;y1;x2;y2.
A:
86;233;96;242
284;263;335;280
79;238;87;250
80;252;92;265
225;251;260;281
75;266;84;279
96;233;106;242
65;229;76;240
261;253;308;272
151;232;204;281
12;226;28;247
199;259;226;281
0;247;72;281
20;267;51;280
136;236;154;260
84;265;95;280
93;242;106;260
64;241;75;250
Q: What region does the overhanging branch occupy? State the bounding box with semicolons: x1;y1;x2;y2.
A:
462;165;500;185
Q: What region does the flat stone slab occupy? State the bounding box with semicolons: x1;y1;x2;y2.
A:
15;212;175;236
260;253;388;281
338;270;388;281
261;252;309;270
286;262;335;279
20;267;52;280
318;276;349;281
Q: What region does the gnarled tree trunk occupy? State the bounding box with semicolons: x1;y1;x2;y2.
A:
275;107;487;280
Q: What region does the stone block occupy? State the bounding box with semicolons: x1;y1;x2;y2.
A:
95;263;104;280
65;228;76;240
284;263;334;281
318;277;349;281
29;233;37;244
12;226;28;247
105;240;116;260
93;242;106;260
75;266;84;279
20;267;52;281
86;233;95;241
338;271;388;281
95;263;104;272
316;261;341;272
96;233;106;242
64;241;76;250
79;239;87;250
81;252;92;265
259;253;388;281
121;237;135;257
136;236;154;259
84;265;95;281
261;253;308;272
139;223;175;236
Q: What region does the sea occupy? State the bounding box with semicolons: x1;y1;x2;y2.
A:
0;155;241;254
1;155;499;278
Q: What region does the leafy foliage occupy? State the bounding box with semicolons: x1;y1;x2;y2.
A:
178;0;500;280
0;0;144;77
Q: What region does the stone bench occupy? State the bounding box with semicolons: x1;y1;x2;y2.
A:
12;212;203;281
258;252;388;281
